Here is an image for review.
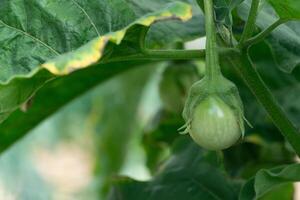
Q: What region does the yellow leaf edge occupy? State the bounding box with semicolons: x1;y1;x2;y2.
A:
41;2;193;75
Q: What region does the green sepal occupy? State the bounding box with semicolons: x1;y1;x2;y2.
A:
182;75;247;138
178;119;191;135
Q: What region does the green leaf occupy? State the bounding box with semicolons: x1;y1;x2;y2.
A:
0;61;145;153
267;0;300;20
239;164;300;200
0;1;194;151
41;2;192;75
128;0;206;47
260;183;294;200
246;42;300;129
223;136;295;179
222;42;300;136
0;0;195;81
0;0;136;82
108;138;239;200
238;1;300;72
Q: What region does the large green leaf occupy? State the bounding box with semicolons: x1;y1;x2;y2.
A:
0;0;136;82
108;138;239;200
41;2;192;75
0;1;195;151
0;0;192;79
0;61;146;153
238;1;300;72
267;0;300;20
127;0;205;47
239;164;300;200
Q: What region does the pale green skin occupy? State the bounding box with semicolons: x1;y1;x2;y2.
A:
189;96;241;150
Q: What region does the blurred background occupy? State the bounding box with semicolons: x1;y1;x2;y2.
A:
0;62;161;199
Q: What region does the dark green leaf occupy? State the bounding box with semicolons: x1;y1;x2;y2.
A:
108;138;239;200
239;164;300;200
223;137;294;179
127;0;206;47
260;183;294;200
238;1;300;72
247;42;300;129
267;0;300;20
0;61;144;152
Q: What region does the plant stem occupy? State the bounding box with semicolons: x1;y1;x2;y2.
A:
239;0;260;45
228;52;300;156
145;49;206;59
242;19;288;48
105;48;237;63
203;0;221;80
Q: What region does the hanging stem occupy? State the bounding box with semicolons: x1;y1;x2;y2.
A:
239;0;260;45
204;0;221;80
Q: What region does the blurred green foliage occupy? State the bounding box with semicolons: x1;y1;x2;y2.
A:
0;0;299;200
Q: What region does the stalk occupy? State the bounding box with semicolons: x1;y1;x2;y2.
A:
203;0;221;81
239;0;260;45
228;52;300;156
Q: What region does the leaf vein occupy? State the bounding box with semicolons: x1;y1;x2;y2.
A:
191;178;223;200
70;0;100;36
0;20;60;56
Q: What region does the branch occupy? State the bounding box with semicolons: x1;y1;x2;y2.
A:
239;0;260;45
242;19;288;48
228;51;300;156
105;48;237;63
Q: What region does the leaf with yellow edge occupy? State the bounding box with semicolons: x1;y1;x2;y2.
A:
0;1;194;152
41;2;192;75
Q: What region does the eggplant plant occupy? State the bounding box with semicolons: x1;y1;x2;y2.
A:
0;0;299;199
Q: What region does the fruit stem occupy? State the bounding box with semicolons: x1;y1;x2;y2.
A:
203;0;222;81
